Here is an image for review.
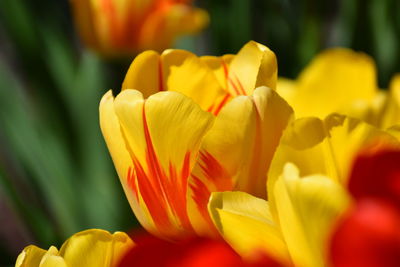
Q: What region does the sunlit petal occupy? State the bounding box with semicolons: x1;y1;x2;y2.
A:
208;191;290;264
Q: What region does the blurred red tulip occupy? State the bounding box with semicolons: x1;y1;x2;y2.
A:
330;148;400;267
330;199;400;267
118;232;283;267
348;148;400;208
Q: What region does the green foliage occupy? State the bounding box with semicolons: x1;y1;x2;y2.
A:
202;0;400;87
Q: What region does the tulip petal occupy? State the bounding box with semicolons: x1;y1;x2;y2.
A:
16;230;134;267
122;49;227;113
348;148;400;207
138;5;209;52
387;125;400;141
289;49;377;118
276;78;297;106
39;247;67;267
330;199;400;267
268;115;398;230
228;41;277;95
16;245;46;267
273;163;350;267
268;114;399;199
324;114;399;184
100;90;155;233
200;54;235;91
70;0;97;50
122;50;161;97
114;89;214;239
208;191;290;264
381;74;400;129
59;229;133;266
161;49;227;112
188;87;293;235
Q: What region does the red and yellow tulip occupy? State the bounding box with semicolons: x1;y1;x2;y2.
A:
100;41;294;240
70;0;209;57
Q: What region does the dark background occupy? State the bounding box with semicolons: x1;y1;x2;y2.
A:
0;0;399;265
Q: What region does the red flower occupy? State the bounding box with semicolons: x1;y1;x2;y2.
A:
348;149;400;208
330;148;400;267
331;199;400;267
118;233;282;267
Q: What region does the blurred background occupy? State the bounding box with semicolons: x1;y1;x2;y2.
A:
0;0;399;265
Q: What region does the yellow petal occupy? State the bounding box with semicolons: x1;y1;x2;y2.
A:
188;87;293;235
15;245;46;267
324;114;399;184
200;54;235;91
122;50;161;97
114;89;214;239
59;229;134;266
273;163;350;267
228;41;277;96
122;49;227;112
161;49;227;112
380;74;400;128
276;78;297;106
387;125;400;141
39;247;66;267
268;113;398;201
234;86;293;197
100;90;156;233
291;48;377;118
208;191;290;264
344;90;387;127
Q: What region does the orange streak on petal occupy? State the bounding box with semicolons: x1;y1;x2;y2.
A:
127;166;139;202
228;76;241;95
198;151;233;189
166;152;194;230
228;71;246;96
190;152;234;227
234;74;246;95
212;93;231;115
131;157;172;230
190;175;214;227
221;60;229;90
127;105;194;235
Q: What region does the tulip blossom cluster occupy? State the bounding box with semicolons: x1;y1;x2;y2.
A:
16;41;400;266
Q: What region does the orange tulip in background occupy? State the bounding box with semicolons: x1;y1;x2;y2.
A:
70;0;209;57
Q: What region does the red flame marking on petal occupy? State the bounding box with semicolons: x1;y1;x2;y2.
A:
126;104;194;234
212;93;231;115
190;151;233;225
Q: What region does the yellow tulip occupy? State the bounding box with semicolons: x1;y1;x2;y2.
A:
277;48;400;131
209;164;350;267
341;73;400;131
15;229;134;267
100;41;293;240
69;0;209;57
208;114;400;267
